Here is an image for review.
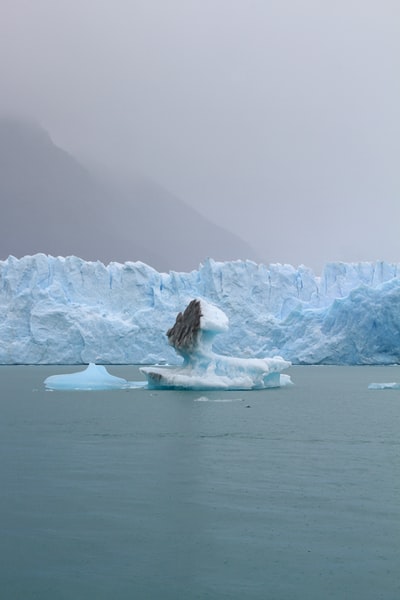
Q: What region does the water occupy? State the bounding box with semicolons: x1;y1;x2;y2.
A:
0;365;399;599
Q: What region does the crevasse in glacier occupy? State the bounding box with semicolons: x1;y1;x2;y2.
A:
1;254;400;365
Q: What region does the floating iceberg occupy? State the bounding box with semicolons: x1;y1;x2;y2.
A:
368;382;400;390
140;299;292;390
193;396;244;403
44;363;129;390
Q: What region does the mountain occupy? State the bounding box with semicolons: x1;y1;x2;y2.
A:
0;117;259;271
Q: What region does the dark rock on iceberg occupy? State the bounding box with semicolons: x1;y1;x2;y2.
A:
167;299;202;354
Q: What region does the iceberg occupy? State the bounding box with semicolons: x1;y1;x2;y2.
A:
193;396;244;403
140;299;292;389
44;362;129;390
368;382;400;390
1;254;400;365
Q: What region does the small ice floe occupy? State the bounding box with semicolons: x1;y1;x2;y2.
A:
368;382;400;390
194;396;244;403
44;363;129;391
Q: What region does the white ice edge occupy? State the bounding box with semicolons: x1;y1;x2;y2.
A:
368;382;400;390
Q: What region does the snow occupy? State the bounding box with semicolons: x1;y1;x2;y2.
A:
1;254;400;365
199;301;229;333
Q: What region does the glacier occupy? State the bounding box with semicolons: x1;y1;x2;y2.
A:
1;254;400;365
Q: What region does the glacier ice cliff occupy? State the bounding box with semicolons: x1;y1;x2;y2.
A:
1;254;400;365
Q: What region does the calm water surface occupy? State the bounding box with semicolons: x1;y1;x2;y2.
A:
0;365;399;599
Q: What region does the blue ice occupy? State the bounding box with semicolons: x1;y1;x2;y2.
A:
44;363;129;390
44;300;292;391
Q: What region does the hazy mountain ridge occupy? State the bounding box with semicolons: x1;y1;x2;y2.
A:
0;117;259;271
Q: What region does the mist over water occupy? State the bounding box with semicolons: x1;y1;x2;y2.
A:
1;365;399;599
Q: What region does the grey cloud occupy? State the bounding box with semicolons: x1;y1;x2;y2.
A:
1;0;399;272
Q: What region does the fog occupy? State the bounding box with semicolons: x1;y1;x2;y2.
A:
1;0;399;272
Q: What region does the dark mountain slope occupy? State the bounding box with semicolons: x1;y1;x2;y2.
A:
0;117;259;271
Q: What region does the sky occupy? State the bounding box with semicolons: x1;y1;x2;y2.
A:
1;0;399;272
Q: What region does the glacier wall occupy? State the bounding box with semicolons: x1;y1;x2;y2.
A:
0;254;399;365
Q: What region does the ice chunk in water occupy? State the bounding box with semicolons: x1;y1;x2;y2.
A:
44;363;128;390
368;382;400;390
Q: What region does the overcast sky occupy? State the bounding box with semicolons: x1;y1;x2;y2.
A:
1;0;399;272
